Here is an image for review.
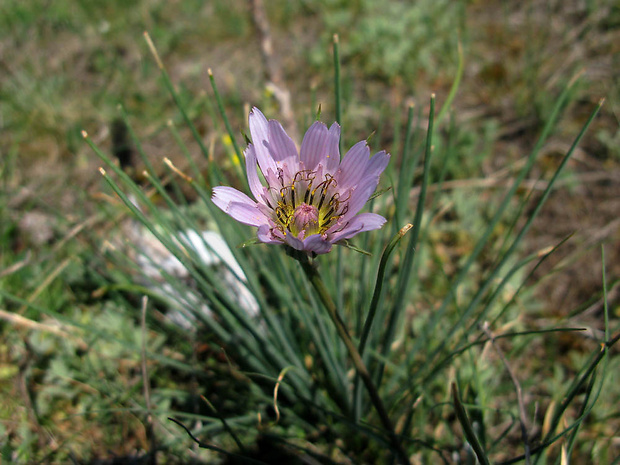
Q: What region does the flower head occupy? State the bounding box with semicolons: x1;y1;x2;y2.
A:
212;107;389;255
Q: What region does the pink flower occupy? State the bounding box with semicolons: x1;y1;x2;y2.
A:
212;108;389;255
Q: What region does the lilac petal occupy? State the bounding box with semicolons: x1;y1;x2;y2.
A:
212;186;269;227
263;167;281;191
329;213;386;243
303;234;333;254
300;121;330;171
268;120;298;163
341;176;380;220
367;151;390;178
212;186;256;211
244;144;264;203
336;141;370;188
325;123;341;173
226;202;269;227
257;224;282;244
249;107;277;174
283;233;304;251
276;155;301;185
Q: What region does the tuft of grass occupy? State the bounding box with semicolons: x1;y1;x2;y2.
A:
1;0;618;463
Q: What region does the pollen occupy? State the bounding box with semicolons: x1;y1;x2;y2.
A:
272;170;343;237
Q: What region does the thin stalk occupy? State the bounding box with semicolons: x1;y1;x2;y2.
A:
378;95;435;387
333;34;342;128
452;383;490;465
118;104;157;178
333;33;345;320
166;119;205;182
411;77;579;364
353;223;413;421
437;97;604;364
395;104;416;227
359;224;413;356
143;32;222;185
436;40;464;125
207;69;245;179
296;252;409;465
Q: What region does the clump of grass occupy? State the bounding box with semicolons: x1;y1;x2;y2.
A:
2;2;618;463
77;32;613;464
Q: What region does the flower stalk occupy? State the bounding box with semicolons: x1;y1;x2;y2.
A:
296;251;409;465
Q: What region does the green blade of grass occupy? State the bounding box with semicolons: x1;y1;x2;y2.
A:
436;40;464;125
353;223;412;420
333;34;342;128
143;32;224;187
395;104;416;227
359;223;414;357
534;332;619;463
117;103;157;178
207;69;246;183
452;382;490;465
376;94;435;386
166;119;206;183
534;244;613;464
415;87;601;380
332;33;345;318
90;150;300;385
411;77;579;360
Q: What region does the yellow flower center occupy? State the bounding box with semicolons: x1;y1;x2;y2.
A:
272;170;348;237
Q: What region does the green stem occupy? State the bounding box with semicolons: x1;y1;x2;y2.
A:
296;252;409;465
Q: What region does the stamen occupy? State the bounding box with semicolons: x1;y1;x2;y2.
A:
276;209;286;224
270;168;347;236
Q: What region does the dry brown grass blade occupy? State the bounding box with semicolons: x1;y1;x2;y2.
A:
0;308;87;351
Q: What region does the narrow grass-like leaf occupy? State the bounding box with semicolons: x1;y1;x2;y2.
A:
602;246;610;343
533;331;619;463
143;32;224;187
535;245;613;464
360;223;413;357
487;233;574;327
419;94;603;383
168;418;269;465
353;223;412;420
332;34;342;127
332;33;345;320
166;119;205;183
117;103;157;178
368;186;392;202
452;382;490;465
339;240;372;256
411;78;580;365
201;395;246;453
92;153;304;392
436;40;464;124
395;104;415;227
565;371;597;460
207;69;245;180
377;95;435;386
297;253;409;464
419;235;574;387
